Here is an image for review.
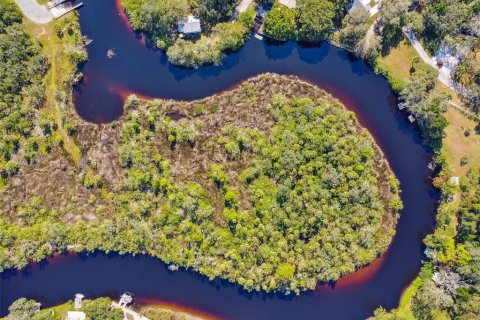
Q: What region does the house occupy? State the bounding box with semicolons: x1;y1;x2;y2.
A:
74;293;84;309
178;16;201;36
279;0;296;8
66;311;86;320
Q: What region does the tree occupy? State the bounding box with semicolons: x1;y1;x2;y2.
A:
138;0;188;43
7;298;38;320
339;8;369;51
422;0;473;53
0;0;22;29
263;2;298;41
194;0;238;29
297;0;335;42
330;0;350;24
275;263;295;281
82;297;123;320
378;0;410;47
412;280;453;320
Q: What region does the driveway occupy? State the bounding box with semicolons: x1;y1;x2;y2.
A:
236;0;254;13
14;0;53;24
402;27;459;92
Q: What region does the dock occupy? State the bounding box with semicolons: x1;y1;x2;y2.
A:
49;0;83;19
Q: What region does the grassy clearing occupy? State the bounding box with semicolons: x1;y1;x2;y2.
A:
443;107;480;179
376;38;429;83
24;15;82;164
367;12;379;28
38;301;73;319
395;277;422;320
140;305;207;320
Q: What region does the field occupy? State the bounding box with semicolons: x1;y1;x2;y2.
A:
24;14;83;163
376;38;429;83
443;107;480;179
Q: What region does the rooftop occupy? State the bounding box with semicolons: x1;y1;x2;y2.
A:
74;293;84;309
279;0;296;8
178;16;201;34
66;311;86;320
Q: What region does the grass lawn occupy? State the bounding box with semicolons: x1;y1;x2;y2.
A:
39;301;73;319
395;277;422;320
140;304;207;320
367;12;379;27
443;107;480;179
376;38;429;83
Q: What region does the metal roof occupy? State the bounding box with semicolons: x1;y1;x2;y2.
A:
178;16;201;34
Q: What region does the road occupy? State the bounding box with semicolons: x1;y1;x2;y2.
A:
402;27;459;92
14;0;53;24
402;27;479;118
236;0;254;13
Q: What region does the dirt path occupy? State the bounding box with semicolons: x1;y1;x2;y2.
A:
112;302;150;320
14;0;53;24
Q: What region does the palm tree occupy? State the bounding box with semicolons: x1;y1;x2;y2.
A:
454;61;474;87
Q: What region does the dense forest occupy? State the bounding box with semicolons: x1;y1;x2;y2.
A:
0;0;48;187
0;69;401;294
263;0;341;42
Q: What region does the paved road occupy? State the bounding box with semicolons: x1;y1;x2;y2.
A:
14;0;53;24
402;27;459;91
401;27;479;117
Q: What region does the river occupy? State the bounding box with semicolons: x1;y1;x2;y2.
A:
0;0;437;319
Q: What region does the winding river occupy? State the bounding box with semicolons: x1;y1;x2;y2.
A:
0;0;438;319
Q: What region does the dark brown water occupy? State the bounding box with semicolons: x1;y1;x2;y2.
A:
0;0;438;319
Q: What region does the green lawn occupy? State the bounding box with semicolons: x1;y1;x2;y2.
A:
395;277;422;319
376;38;429;84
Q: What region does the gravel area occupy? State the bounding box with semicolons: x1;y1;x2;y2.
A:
14;0;53;24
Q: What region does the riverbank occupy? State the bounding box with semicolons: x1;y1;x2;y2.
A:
0;0;450;316
0;72;401;295
0;297;207;320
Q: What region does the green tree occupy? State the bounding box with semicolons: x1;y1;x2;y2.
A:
275;263;295;281
422;0;473;53
138;0;188;43
297;0;335;42
339;7;369;51
194;0;238;29
412;280;453;320
378;0;410;47
83;297;123;320
263;2;298;41
7;298;38;320
0;0;22;29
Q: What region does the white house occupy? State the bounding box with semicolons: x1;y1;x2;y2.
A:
279;0;296;8
178;16;201;35
66;311;86;320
